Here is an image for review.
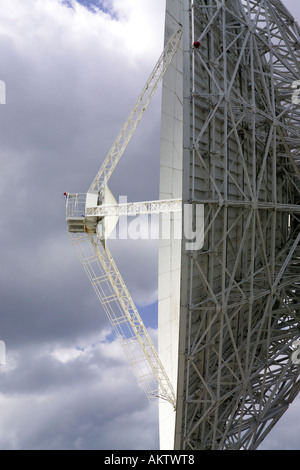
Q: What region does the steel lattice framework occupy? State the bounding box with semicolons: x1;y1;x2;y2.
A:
175;0;300;450
65;28;182;410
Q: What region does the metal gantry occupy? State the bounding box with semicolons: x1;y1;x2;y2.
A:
65;28;183;408
69;230;176;405
85;198;182;218
88;28;183;196
175;0;300;450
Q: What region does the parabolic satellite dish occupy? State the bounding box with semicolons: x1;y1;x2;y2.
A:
65;0;300;452
158;0;300;450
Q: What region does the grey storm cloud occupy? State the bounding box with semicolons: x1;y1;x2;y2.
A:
0;0;164;450
0;0;299;451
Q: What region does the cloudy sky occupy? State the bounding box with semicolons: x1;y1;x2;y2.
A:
0;0;299;450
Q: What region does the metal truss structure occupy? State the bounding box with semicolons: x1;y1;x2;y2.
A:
65;28;183;409
69;230;176;406
66;193;181;224
85;198;182;218
175;0;300;450
88;28;182;196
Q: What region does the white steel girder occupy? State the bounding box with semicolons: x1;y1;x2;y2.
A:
85;198;182;217
65;27;182;410
69;231;176;407
88;28;182;196
174;0;300;450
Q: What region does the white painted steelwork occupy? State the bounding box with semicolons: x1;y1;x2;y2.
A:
69;231;175;405
161;0;300;450
88;28;183;196
158;0;184;450
65;28;183;409
85;198;182;218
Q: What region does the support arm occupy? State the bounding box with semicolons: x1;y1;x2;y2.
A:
88;28;182;195
69;231;176;407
